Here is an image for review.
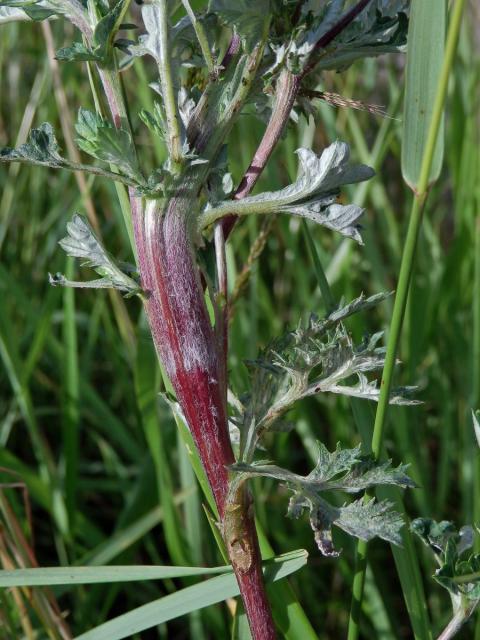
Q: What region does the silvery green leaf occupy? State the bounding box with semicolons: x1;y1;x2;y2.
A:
0;0;55;20
139;102;167;141
55;0;128;65
56;42;101;62
75;108;143;183
312;1;409;72
281;202;364;243
0;0;89;28
233;443;414;494
0;4;33;21
231;441;411;556
178;87;196;129
412;518;480;610
209;0;269;50
0;122;142;187
312;372;420;405
200;142;374;242
239;143;373;208
1;122;63;166
334;498;404;546
52;214;142;296
129;3;163;63
234;292;417;462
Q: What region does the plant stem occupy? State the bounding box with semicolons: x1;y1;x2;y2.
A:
182;0;216;75
301;0;374;77
222;69;299;238
156;0;183;166
222;0;376;240
137;194;276;639
97;35;276;638
437;602;478;640
348;2;466;638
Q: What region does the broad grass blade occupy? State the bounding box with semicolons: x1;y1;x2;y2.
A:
73;551;308;640
402;0;446;190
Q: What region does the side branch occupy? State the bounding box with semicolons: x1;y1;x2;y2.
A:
222;69;300;238
156;0;183;165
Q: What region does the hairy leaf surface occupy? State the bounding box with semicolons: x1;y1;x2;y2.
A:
51;214;141;296
231;442;413;556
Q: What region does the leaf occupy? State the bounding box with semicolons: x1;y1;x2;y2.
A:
209;0;269;50
231;442;413;556
233;292;417;462
0;0;88;25
1;122;63;166
0;4;34;21
51;214;142;296
55;0;130;64
0;122;139;187
128;2;163;63
0;563;239;587
92;0;130;64
56;42;102;63
401;0;445;190
75;108;142;182
412;518;480;606
233;443;414;495
200;142;374;242
73;550;307;640
309;1;409;72
139;102;166;141
0;0;55;20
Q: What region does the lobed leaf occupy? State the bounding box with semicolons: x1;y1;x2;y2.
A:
75;108;142;182
412;517;480;606
306;0;409;72
0;122;63;166
51;214;142;296
201;142;374;242
231;441;413;556
0;0;89;27
209;0;270;50
56;42;102;62
233;292;418;462
0;122;140;187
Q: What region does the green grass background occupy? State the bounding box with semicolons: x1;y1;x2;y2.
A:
0;4;479;638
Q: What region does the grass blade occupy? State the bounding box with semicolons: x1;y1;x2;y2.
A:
74;551;308;640
348;2;467;638
402;0;446;190
0;563;242;587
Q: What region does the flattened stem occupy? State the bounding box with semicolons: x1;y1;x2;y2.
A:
135;197;276;639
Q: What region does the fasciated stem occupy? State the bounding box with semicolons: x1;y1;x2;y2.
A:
133;194;276;639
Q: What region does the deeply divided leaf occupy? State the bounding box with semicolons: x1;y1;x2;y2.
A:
233;292;418;462
412;518;480;606
209;0;270;50
75;108;142;182
50;214;142;296
201;142;374;243
0;122;64;166
231;441;413;556
1;121;141;187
